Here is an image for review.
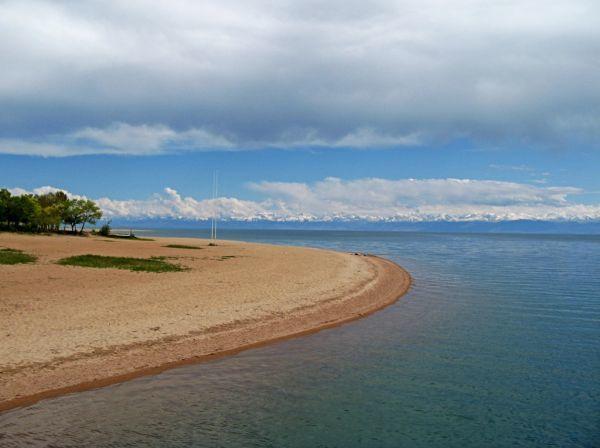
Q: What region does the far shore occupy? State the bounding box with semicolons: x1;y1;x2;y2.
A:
0;232;410;412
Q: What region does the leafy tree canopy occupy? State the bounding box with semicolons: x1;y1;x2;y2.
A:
0;189;102;234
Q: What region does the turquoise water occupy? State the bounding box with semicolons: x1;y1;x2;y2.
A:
1;230;599;447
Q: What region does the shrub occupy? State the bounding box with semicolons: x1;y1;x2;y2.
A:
99;220;112;236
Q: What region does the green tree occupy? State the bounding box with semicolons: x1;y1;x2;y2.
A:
0;189;10;228
36;191;69;231
4;195;41;230
37;191;68;208
62;199;102;233
0;189;101;234
38;204;63;232
78;199;102;234
62;199;80;233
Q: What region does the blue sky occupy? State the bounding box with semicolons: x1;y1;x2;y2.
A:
1;1;599;222
3;144;600;204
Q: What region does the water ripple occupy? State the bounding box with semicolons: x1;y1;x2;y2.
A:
1;230;599;447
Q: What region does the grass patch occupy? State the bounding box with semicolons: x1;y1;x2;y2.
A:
57;254;185;272
0;248;37;265
164;244;203;250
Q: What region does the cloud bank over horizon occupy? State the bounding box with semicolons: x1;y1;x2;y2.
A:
1;0;599;156
8;178;600;222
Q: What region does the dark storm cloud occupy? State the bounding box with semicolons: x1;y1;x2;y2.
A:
0;0;599;155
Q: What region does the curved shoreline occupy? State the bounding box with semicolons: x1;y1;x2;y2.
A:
0;236;410;413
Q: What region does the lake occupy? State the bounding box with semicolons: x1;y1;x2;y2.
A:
1;230;598;447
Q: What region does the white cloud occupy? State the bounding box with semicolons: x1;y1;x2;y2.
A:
9;178;599;222
69;123;235;155
0;123;236;157
70;124;178;154
96;188;267;220
0;140;98;157
247;178;593;220
268;128;422;150
0;123;420;156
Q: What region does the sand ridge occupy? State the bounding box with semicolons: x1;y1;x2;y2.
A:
0;232;410;412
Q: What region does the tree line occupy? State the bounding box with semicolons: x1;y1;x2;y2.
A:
0;189;102;234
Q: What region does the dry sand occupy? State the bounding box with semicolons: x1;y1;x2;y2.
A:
0;232;410;412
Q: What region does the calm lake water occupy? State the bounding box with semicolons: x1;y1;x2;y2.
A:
1;230;599;447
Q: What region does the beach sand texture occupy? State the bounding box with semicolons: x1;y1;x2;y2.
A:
0;233;410;412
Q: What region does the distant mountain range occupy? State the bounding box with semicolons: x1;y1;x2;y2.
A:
109;219;600;235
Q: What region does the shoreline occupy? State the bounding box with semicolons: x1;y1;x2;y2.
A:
0;233;410;413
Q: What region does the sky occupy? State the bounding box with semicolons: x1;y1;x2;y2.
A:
1;0;600;222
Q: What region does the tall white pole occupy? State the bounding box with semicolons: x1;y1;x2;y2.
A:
214;170;218;241
211;170;219;241
210;171;216;241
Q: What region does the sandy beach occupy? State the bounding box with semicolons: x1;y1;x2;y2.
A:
0;232;410;412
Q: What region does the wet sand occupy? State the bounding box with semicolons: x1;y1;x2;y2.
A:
0;232;410;412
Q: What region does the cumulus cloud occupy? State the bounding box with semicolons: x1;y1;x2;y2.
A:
96;187;267;220
1;0;599;155
9;178;600;221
